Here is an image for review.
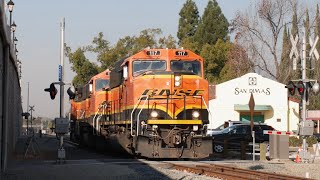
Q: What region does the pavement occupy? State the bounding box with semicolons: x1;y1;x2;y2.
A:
2;134;319;180
1;134;169;180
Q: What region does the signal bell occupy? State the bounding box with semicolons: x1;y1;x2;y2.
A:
44;83;57;100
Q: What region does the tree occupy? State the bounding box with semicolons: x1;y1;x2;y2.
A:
158;35;177;49
315;4;320;79
219;40;252;82
306;5;320;110
179;37;201;53
177;0;199;44
304;9;313;79
68;28;177;85
232;0;293;80
194;0;229;47
278;25;292;83
290;3;301;80
66;47;99;86
200;39;232;82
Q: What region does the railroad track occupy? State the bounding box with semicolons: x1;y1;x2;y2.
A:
170;163;311;180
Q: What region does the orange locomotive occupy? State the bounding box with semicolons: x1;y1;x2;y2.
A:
70;48;213;158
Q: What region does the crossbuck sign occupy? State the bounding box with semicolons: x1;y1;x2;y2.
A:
290;34;299;70
309;36;319;61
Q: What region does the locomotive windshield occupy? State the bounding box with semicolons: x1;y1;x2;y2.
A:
170;60;201;76
95;79;110;91
133;60;166;76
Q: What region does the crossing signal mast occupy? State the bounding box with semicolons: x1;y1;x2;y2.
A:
43;18;71;163
287;21;319;162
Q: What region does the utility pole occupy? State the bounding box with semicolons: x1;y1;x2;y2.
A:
60;18;65;118
29;105;34;135
57;17;67;164
27;82;29;135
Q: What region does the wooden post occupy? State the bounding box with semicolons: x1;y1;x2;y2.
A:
241;141;247;160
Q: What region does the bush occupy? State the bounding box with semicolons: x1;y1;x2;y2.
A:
307;136;318;146
289;136;302;147
289;136;318;147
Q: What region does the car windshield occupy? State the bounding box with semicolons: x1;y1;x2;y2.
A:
170;60;201;76
221;126;235;134
216;124;225;130
133;60;166;76
95;79;109;91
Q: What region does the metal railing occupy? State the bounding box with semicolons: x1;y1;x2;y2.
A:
92;101;107;135
130;95;148;136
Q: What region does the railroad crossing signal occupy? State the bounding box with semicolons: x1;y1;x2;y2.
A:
285;81;305;96
285;81;295;96
44;83;58;100
290;34;299;70
309;36;319;60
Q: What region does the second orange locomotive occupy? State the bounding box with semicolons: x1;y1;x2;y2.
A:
70;48;212;158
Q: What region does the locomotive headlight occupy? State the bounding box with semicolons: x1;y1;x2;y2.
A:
150;110;159;118
174;76;181;87
193;125;199;131
192;111;200;119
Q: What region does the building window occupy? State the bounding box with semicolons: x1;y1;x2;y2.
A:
277;118;281;122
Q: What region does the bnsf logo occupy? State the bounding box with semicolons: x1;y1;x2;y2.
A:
142;89;204;96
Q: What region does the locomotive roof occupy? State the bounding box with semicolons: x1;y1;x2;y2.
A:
89;69;110;82
120;48;203;66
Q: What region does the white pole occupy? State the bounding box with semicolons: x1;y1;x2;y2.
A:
302;28;307;154
58;18;66;163
60;18;65;118
252;131;255;161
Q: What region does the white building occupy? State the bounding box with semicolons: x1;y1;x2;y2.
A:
209;73;299;132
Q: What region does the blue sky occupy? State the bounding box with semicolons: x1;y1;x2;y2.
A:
12;0;253;118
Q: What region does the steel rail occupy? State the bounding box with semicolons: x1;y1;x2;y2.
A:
170;163;311;180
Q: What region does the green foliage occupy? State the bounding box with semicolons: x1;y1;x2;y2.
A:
92;28;173;70
291;5;301;80
194;0;229;47
289;136;318;147
158;35;177;49
289;136;301;147
315;4;320;80
307;136;318;146
219;43;252;82
177;0;199;44
66;47;99;87
200;39;232;83
68;29;177;85
304;9;313;79
180;37;201;54
278;25;291;83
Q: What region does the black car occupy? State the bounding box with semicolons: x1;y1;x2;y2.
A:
212;124;274;153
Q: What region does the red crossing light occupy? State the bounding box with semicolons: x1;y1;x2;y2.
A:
296;81;305;96
285;81;295;96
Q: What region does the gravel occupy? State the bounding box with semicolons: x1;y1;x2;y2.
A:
149;164;219;180
231;159;320;179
